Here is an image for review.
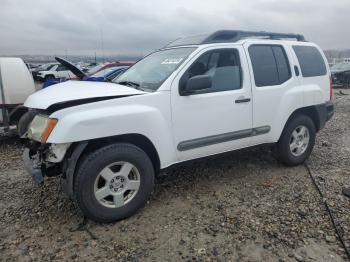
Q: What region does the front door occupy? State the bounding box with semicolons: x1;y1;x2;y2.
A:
171;46;253;161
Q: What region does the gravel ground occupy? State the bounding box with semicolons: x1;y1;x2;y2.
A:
0;90;349;261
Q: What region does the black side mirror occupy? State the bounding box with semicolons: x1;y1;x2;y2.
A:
180;75;212;95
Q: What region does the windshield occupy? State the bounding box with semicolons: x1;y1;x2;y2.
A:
114;47;196;91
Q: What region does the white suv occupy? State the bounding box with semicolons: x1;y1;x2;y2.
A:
36;64;76;81
21;30;334;222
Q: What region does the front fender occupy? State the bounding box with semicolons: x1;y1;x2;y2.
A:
48;95;176;167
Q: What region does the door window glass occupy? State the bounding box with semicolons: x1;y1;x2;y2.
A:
183;49;242;93
249;45;291;87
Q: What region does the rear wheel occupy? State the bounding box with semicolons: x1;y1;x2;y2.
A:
275;114;316;166
74;143;155;223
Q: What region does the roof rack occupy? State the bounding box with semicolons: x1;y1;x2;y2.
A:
165;30;306;47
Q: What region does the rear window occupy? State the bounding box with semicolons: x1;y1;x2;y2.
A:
293;46;327;77
248;45;291;87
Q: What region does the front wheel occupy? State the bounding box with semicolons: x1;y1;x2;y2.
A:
74;143;155;223
275;114;316;166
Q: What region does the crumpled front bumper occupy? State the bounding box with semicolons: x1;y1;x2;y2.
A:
22;148;44;184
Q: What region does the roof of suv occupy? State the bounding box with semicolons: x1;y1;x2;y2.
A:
165;30;306;48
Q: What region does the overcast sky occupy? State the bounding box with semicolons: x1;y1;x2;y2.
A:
0;0;349;56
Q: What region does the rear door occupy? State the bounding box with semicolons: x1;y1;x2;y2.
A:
244;41;302;144
171;46;253;161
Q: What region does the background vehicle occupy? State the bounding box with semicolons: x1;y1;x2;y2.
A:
41;57;129;88
83;66;129;81
21;30;333;223
87;61;135;75
0;57;36;132
31;63;58;80
330;63;350;86
36;64;77;82
25;63;39;71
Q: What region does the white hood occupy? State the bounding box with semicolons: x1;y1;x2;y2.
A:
24;80;145;109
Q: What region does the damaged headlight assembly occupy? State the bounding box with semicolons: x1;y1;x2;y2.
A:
27;115;58;143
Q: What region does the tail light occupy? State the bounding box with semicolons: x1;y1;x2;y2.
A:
330;76;333;100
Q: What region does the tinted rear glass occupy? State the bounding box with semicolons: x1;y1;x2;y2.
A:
293;46;327;77
272;46;291;83
249;45;291;87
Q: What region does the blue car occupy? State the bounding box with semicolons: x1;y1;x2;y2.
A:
83;66;129;82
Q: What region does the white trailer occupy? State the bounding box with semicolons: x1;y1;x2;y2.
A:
0;57;36;131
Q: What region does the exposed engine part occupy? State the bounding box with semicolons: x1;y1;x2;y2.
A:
46;143;71;163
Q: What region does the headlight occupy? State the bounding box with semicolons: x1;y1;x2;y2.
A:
27;115;58;143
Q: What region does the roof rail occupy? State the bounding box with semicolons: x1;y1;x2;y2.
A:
202;30;305;43
165;30;306;47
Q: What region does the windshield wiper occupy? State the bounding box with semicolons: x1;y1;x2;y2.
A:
116;80;151;92
117;81;140;88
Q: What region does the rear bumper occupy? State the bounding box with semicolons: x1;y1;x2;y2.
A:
315;101;334;131
22;148;44;184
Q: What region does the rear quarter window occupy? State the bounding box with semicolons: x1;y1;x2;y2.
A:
293;46;327;77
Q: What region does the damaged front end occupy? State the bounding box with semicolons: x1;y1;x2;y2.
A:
22;139;71;185
21;111;71;184
20;80;146;187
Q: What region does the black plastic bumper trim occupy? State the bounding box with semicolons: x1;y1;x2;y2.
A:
22;148;44;185
325;101;334;121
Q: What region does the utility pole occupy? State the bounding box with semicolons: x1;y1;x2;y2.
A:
100;28;105;63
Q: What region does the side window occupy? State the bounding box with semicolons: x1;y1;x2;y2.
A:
183;49;242;93
249;45;291;87
49;65;58;71
56;65;67;71
292;46;327;77
272;46;291;83
208;53;220;70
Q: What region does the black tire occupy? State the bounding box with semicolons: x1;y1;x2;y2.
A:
17;111;36;137
275;114;316;166
74;143;155;223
